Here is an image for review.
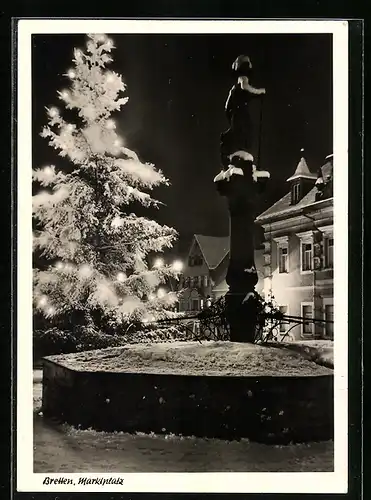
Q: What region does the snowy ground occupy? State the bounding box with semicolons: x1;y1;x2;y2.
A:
46;341;333;376
33;369;333;472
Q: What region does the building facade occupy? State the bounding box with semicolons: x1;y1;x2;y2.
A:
255;153;334;340
178;234;264;313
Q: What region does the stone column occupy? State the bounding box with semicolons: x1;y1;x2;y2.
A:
214;56;269;342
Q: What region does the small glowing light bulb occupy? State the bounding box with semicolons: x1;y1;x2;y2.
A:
172;260;183;272
56;261;64;270
116;272;126;282
113;138;122;147
106;73;114;83
48;107;58;117
148;293;156;301
106;119;116;130
38;296;47;307
157;288;166;299
43;166;54;177
47;306;55;315
79;264;92;278
67;69;76;79
153;257;164;268
66;124;74;132
60;90;69;99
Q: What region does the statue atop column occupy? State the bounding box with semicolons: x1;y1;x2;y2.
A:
214;55;270;343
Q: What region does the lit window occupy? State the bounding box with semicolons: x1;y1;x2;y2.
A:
203;275;208;287
278;246;288;273
301;242;313;272
325;237;334;269
191;299;199;311
302;304;313;335
279;306;288;332
324;304;334;338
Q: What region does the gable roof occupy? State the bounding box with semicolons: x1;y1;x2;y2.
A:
193;234;230;270
255;186;333;223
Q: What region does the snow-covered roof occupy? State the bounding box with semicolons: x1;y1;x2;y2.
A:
194;234;230;270
255;186;333;223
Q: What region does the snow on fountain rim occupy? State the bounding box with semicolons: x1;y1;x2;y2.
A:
45;341;333;377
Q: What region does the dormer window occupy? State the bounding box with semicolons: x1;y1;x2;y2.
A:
287;151;317;205
292;182;301;205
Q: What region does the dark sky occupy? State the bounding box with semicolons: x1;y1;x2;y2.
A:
32;33;333;253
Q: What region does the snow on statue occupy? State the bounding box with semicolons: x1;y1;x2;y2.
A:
33;34;179;334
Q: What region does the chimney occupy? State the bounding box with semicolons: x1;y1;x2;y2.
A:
287;149;317;205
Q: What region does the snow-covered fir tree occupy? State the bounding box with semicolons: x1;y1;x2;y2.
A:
33;34;179;333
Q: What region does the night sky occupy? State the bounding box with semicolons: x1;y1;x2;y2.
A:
32;33;333;254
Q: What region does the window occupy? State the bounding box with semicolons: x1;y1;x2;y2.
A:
324;304;334;338
325;237;334;269
292;183;300;204
301;242;313;272
278;246;288;273
198;276;202;287
203;275;208;287
191;299;199;311
302;304;314;335
279;306;288;332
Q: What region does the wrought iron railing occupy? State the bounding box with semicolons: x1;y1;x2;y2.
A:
154;294;334;344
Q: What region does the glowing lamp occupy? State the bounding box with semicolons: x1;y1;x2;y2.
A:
67;69;76;79
172;260;183;272
60;90;69;99
106;73;115;83
113;138;122;147
55;261;64;270
116;272;126;282
157;287;166;299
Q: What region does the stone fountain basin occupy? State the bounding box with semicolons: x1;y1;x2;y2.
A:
42;341;333;444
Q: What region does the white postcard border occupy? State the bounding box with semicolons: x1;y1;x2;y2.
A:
17;18;349;494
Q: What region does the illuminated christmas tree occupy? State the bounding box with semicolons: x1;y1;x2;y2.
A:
33;34;179;333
